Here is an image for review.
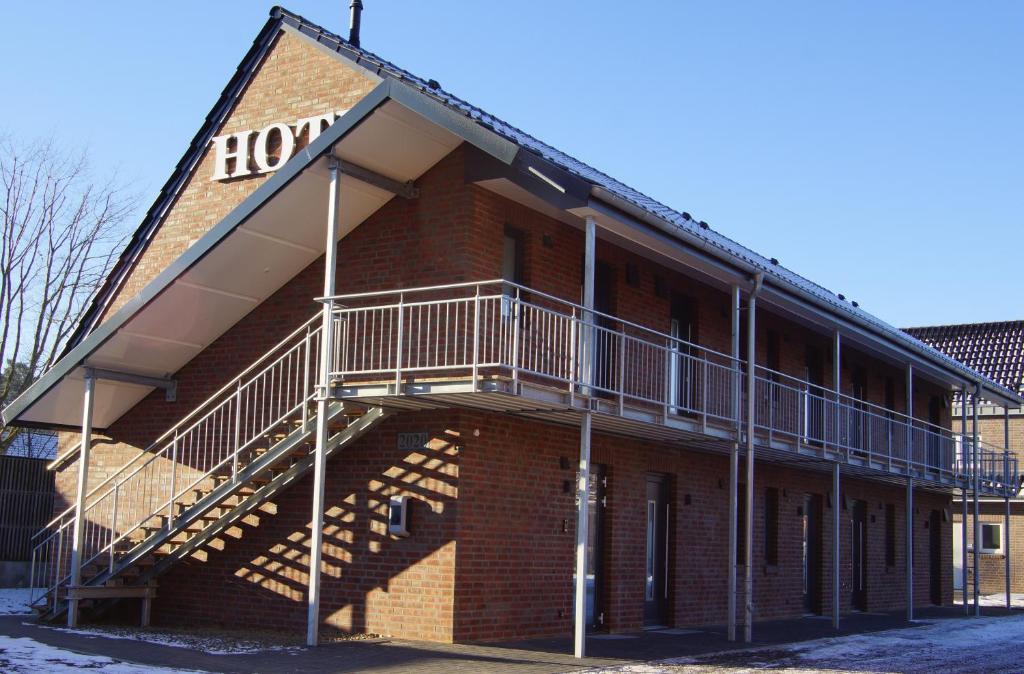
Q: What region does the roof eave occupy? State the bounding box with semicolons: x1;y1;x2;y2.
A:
588;186;1024;409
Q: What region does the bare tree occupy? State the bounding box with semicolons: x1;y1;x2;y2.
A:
0;136;135;456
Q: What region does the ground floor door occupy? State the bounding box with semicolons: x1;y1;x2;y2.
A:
851;499;868;611
930;510;942;605
803;493;824;614
644;474;670;627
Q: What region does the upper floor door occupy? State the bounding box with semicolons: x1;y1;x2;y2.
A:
669;295;697;415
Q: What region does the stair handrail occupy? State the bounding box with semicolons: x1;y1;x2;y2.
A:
33;312;323;537
32;312;326;608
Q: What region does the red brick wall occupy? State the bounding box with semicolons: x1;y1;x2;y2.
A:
154;411;459;641
452;410;951;641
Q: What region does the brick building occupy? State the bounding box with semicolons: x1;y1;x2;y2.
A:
905;321;1024;599
4;7;1021;656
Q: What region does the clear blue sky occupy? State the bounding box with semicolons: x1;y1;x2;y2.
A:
2;1;1020;327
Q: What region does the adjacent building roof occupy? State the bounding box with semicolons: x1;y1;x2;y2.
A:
905;321;1024;396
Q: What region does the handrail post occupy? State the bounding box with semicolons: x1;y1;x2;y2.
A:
510;287;521;391
796;383;804;448
168;431;179;527
110;483;119;575
617;327;626;416
232;381;242;482
53;529;64;613
395;295;404;395
569;308;578;405
701;356;708;433
302;324;312;433
472;285;481;392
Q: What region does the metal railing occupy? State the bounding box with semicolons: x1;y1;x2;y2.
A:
29;313;324;613
322;279;1018;494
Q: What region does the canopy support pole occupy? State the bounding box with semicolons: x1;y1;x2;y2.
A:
573;215;597;659
306;158;342;647
67;370;95;628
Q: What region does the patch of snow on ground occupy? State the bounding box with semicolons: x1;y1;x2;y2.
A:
0;635;208;673
957;592;1024;608
44;623;298;655
0;589;41;615
580;614;1024;673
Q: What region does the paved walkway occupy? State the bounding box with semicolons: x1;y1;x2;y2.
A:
1;606;1017;673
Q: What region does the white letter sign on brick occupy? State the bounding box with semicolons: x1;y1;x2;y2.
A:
209;109;348;181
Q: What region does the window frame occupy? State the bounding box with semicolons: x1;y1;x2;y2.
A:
980;522;1003;554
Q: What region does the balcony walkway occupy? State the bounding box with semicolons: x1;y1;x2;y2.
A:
324;280;1018;497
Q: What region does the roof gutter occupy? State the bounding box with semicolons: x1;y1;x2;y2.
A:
589;187;1023;408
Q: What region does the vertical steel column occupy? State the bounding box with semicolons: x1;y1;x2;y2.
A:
832;463;840;629
1006;406;1012;610
728;285;740;642
909;364;917;618
961;383;969;614
307;159;342;647
67;369;96;628
906;477;914;621
744;273;762;642
973;383;981;616
573;215;597;659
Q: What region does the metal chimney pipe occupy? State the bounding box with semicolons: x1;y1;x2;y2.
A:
349;0;363;47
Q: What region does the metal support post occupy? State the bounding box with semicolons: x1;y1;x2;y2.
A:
962;383;969;614
906;477;913;621
744;274;762;642
573;215;597;659
307;159;342;647
573;413;592;658
728;285;740;642
832;463;841;629
1006;406;1012;611
973;383;981;616
68;369;96;627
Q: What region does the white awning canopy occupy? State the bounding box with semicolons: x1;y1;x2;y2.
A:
5;80;514;430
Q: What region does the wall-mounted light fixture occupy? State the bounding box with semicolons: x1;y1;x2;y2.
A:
389;496;410;537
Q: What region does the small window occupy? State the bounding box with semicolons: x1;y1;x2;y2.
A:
981;523;1003;554
764;487;779;565
885;503;896;567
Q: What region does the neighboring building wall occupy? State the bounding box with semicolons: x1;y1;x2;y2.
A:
953;411;1023;595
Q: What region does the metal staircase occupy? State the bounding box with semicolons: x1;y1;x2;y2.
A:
29;312;390;622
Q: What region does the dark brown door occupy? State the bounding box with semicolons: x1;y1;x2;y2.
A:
805;346;825;445
669;295;697;414
644;474;670;626
928;397;943;471
930;510;942;605
851;499;868;611
803;494;824;614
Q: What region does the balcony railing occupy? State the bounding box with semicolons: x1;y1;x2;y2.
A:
321;280;1018;495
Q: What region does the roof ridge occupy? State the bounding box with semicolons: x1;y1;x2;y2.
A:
904;319;1024;332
